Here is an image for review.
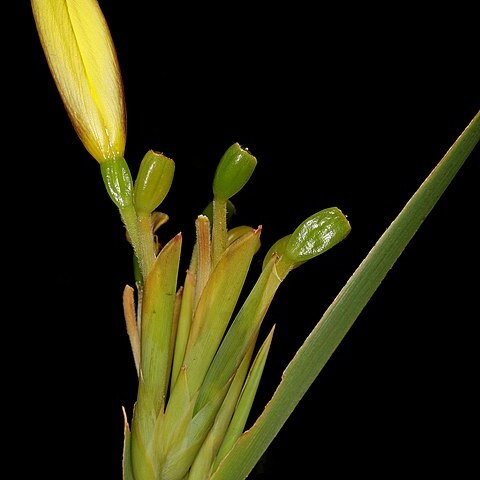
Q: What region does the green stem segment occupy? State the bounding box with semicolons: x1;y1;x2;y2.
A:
136;213;157;278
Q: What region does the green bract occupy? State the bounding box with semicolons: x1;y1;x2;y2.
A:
100;156;134;209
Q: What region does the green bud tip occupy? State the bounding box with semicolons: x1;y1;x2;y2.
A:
213;143;257;201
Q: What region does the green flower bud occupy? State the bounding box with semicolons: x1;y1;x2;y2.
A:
285;207;351;264
133;150;175;214
212;143;257;201
100;156;134;209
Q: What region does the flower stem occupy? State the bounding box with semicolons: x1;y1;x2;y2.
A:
119;205;156;280
136;213;157;278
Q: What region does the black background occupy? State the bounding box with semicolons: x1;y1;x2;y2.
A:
19;1;479;478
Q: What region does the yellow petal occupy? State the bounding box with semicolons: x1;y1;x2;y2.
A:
31;0;126;162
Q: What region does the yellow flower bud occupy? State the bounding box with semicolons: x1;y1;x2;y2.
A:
31;0;126;163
